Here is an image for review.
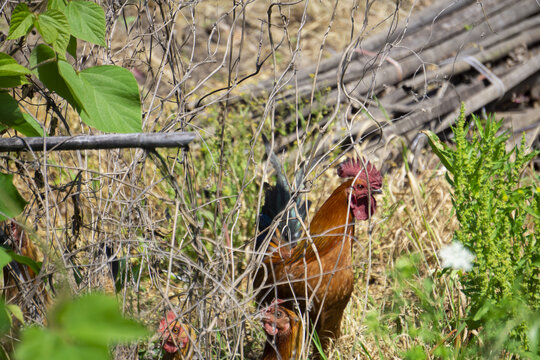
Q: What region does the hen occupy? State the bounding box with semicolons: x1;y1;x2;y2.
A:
255;147;382;354
261;299;303;360
158;311;196;360
1;221;49;321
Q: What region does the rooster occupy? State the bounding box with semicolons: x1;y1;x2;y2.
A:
158;311;196;360
255;143;382;354
261;299;303;360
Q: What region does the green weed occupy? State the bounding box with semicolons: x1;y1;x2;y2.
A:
367;105;539;359
424;105;539;355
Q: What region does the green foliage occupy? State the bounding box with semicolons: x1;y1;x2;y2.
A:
0;173;27;221
424;104;539;353
2;0;141;134
372;255;460;359
7;4;33;40
311;327;328;360
0;92;43;136
1;247;42;276
0;256;148;360
178;103;262;258
0;53;32;88
0;247;25;341
64;1;106;47
48;0;68;12
0;0;143;255
368;106;538;359
372;253;540;359
403;345;427;360
0;247;11;269
0;298;12;336
14;294;148;360
62;63;142;133
34;9;71;54
461;296;540;358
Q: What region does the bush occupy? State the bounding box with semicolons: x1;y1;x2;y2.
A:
424;104;539;355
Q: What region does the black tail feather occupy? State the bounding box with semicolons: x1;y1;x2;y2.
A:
256;135;309;250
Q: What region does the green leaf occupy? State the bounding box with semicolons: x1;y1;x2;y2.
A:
55;343;110;360
16;295;147;360
0;247;11;270
0;52;31;88
17;327;110;360
55;294;148;345
0;75;30;88
67;36;77;59
4;248;42;275
0;299;11;336
8;3;34;40
0;53;32;77
56;62;142;133
35;9;70;54
29;50;141;134
73;66;141;133
29;45;83;112
16;327;110;360
0;173;27;222
0;92;44;136
65;1;106;46
403;345;427;360
29;44;55;73
6;304;25;324
56;60;86;105
15;327;60;360
421;130;454;172
21;113;45;136
48;0;68;11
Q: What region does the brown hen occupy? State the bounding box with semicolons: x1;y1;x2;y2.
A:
158;311;196;360
261;299;303;360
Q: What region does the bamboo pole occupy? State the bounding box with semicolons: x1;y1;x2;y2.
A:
435;50;540;132
0;132;196;152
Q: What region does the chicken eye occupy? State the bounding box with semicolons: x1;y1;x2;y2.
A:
276;311;283;318
172;326;179;334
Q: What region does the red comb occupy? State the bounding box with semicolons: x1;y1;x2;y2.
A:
270;298;285;306
166;311;176;322
159;311;178;333
262;299;285;313
337;158;382;189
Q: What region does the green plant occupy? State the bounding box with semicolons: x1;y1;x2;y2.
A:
311;326;328;360
365;106;538;359
0;174;27;221
14;293;148;360
172;103;262;257
367;254;460;360
1;247;148;360
1;0;141;135
370;252;540;359
0;0;143;220
424;104;539;353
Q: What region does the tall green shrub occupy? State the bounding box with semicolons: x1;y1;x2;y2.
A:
424;104;539;352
